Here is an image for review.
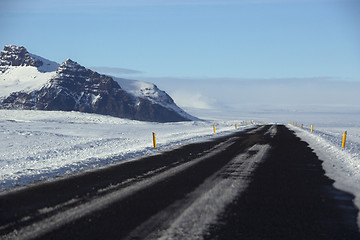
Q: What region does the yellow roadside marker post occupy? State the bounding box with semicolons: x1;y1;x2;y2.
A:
342;131;347;148
152;132;157;148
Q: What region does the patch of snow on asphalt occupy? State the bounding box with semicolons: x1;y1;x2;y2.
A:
160;145;270;239
150;144;270;240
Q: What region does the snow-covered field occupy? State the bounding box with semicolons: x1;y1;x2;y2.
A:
0;109;243;191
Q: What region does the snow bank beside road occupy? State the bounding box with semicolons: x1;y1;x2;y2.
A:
289;124;360;228
0;110;244;191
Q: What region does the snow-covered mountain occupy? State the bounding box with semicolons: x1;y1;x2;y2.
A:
0;45;197;122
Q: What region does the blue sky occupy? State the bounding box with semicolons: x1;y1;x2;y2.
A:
1;0;359;117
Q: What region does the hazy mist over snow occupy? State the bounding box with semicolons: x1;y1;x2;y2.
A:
129;76;360;120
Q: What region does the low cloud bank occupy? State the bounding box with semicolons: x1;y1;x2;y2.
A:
137;77;360;119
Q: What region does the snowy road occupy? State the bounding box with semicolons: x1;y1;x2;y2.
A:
0;125;359;239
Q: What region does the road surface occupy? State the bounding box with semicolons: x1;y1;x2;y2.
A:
0;125;359;239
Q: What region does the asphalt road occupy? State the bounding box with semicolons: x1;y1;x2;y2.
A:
0;125;359;240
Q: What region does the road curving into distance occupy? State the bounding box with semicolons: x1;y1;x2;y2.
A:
0;125;359;239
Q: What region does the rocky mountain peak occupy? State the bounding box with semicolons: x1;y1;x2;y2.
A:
59;58;81;69
57;59;86;74
54;59;118;90
0;45;42;70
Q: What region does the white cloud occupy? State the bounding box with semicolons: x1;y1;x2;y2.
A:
171;91;216;110
89;66;142;76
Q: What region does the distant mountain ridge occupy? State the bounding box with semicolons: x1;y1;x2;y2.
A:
0;45;197;122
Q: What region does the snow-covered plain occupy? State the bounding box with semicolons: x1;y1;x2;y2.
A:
0;109;242;191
